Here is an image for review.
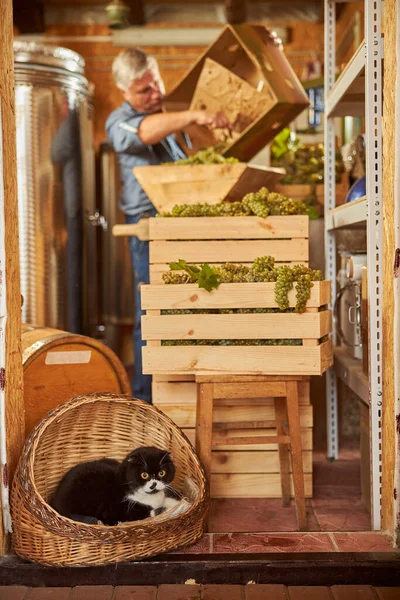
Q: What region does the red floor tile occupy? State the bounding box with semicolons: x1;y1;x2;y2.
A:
70;586;114;600
157;585;201;600
0;588;29;600
209;499;320;533
287;587;332;600
331;585;377;599
25;590;71;600
213;532;335;553
245;584;288;599
312;499;370;532
376;589;400;599
168;534;211;554
203;585;244;600
113;587;157;599
332;533;394;552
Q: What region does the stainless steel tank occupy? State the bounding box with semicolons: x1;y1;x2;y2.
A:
14;41;101;335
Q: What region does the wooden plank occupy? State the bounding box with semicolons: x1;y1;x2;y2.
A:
213;435;290;446
381;0;396;538
142;342;332;376
153;374;195;382
211;450;312;474
141;281;331;310
214;420;279;430
152;380;310;405
0;0;25;555
149;216;308;240
195;383;213;480
275;396;290;506
142;311;332;341
112;221;150;241
150;239;309;264
134;163;246;212
210;473;312;498
286;381;306;530
156;403;313;429
182;427;312;450
213;382;287;399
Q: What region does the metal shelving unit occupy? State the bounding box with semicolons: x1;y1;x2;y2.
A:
324;0;383;530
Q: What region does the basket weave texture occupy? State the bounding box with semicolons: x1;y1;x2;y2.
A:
11;393;209;567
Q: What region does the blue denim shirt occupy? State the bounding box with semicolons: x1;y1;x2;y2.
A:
106;101;187;217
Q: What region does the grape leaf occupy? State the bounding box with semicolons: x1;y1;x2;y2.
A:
306;205;320;220
169;260;200;280
197;264;220;292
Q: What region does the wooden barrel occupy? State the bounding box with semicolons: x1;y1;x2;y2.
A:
22;324;132;437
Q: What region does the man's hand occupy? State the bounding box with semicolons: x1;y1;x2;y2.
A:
137;109;232;145
190;110;232;131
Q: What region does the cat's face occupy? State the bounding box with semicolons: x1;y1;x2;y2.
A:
123;446;176;495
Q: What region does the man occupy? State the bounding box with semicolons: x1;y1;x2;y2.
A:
106;48;231;403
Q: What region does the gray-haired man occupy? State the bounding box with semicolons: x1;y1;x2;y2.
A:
106;48;231;403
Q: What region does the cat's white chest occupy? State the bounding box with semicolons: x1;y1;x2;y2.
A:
126;490;165;516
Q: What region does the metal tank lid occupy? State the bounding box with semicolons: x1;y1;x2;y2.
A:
13;41;85;74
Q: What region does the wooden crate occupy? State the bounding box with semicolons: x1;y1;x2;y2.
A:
153;376;313;498
146;215;322;498
164;24;309;162
275;174;349;209
148;215;309;283
133;163;284;214
141;281;332;376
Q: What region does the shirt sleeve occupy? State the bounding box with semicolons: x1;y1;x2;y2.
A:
106;113;147;153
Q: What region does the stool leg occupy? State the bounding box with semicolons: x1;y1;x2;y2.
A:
274;397;291;507
196;383;214;484
286;381;307;531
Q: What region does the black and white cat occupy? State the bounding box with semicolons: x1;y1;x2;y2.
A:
50;446;184;525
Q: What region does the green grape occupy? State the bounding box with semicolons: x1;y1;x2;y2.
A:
162;271;195;284
295;274;313;313
274;266;294;311
166;146;239;166
162;257;324;313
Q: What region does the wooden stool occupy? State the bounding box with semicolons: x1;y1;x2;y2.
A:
195;375;308;531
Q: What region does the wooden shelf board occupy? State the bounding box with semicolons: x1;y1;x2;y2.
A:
325;196;367;231
333;346;369;406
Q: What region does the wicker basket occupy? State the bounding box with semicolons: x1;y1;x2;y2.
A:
11;393;209;567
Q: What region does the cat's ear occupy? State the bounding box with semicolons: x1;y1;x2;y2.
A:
160;452;172;465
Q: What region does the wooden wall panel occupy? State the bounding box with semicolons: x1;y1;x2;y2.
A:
382;0;396;538
0;0;25;554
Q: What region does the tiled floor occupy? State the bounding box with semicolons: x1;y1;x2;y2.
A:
2;586;400;599
169;445;396;555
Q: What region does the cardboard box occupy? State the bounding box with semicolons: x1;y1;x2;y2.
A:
164;24;309;162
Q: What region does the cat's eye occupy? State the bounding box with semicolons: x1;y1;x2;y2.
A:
141;472;149;480
158;470;166;478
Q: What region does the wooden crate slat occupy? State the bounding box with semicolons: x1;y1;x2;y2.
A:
152;380;310;405
157;403;312;429
211;450;312;474
142;311;332;340
141;281;331;310
210;473;312;498
150;239;309;264
149;216;309;240
182;427;312;450
143;341;332;376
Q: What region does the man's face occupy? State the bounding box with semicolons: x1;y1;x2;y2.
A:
123;68;164;114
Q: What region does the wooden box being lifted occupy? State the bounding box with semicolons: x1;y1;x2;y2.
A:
164;24;309;162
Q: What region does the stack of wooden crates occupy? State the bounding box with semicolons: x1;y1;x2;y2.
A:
148;215;314;499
